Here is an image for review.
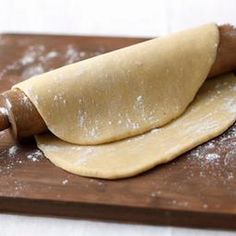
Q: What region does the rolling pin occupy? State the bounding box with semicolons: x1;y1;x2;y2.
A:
0;24;236;140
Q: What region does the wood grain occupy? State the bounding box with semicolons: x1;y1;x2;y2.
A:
0;34;236;229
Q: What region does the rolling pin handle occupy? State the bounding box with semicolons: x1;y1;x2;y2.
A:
2;90;47;139
0;95;10;131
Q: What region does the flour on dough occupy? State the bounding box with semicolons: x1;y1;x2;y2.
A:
36;74;236;179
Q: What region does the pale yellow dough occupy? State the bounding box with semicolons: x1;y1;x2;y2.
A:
36;74;236;179
13;23;229;180
14;24;219;145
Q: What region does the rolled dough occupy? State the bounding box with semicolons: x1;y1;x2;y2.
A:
13;23;219;145
36;74;236;179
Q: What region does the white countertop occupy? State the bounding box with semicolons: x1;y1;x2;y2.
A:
0;0;236;235
1;213;235;236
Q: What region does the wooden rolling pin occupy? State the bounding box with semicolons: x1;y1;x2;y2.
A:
0;24;236;140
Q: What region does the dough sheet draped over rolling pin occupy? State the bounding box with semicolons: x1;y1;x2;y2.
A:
13;23;219;145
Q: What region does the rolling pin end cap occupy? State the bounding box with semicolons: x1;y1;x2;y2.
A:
0;95;10;131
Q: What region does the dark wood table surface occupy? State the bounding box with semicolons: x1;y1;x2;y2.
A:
0;33;236;229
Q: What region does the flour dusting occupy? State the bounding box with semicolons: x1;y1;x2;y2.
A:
205;153;220;162
136;95;143;102
224;97;236;114
187;122;236;181
62;179;68;185
65;45;80;64
76;148;95;166
27;150;43;162
8;146;18;157
0;43;92;81
0;107;8;116
22;64;45;79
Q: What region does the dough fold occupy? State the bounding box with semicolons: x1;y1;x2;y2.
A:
13;23;219;145
36;74;236;179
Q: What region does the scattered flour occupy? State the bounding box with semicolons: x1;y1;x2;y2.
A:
0;107;8;116
205;153;220;162
22;64;44;79
150;121;236;207
43;51;59;60
8;146;18;157
75;148;95;166
27;150;43;162
224;98;236;114
62;179;68;185
187;122;236;182
136;95;143;102
65;45;80;64
0;43;91;81
21;54;35;66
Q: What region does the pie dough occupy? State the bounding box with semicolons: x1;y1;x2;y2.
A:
36;74;236;179
13;23;231;180
13;23;219;145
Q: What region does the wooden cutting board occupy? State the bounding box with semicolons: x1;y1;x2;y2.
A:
0;33;236;229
